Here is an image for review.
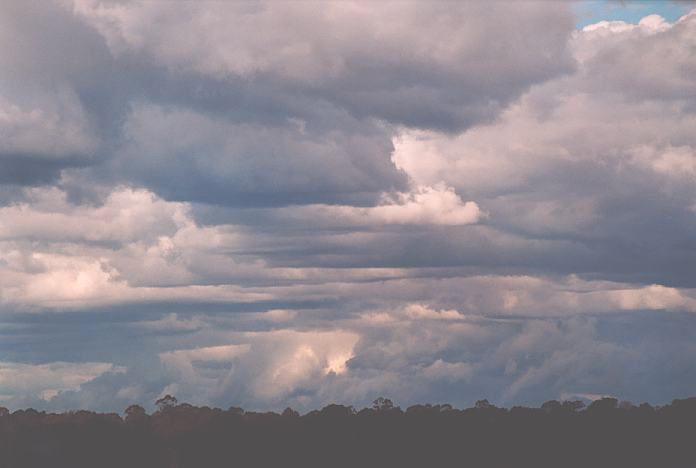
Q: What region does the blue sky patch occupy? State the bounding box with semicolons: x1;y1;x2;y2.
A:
575;0;692;27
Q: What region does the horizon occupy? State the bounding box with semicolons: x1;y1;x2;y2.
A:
2;393;688;416
1;0;696;414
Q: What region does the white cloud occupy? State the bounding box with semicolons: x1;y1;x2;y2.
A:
367;185;482;226
156;330;359;405
0;186;276;308
0;186;190;244
559;391;615;402
0;361;123;402
300;184;483;227
607;284;695;311
360;304;467;323
630;145;696;178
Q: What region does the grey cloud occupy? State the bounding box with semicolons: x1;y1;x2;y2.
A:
2;2;696;413
110;103;408;207
385;14;696;287
72;0;575;132
0;1;117;186
8;310;696;412
81;0;575;206
1;0;576;206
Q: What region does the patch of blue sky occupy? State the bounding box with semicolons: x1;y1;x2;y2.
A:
575;0;693;28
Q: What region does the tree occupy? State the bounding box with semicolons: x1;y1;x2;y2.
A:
372;397;395;412
227;406;244;416
155;395;178;412
475;399;493;409
437;403;453;412
588;397;618;413
541;400;561;413
619;400;635;410
124;404;147;423
561;400;585;412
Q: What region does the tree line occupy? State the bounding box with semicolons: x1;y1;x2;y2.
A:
1;395;695;467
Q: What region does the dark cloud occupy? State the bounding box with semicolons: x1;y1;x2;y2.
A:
109;103;409;207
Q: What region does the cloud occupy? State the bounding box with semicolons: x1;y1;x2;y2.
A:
140;313;209;332
156;330;359;407
576;11;696;99
0;0;575;205
422;359;475;382
0;186;274;308
385;11;696;286
0;186;189;243
356;185;483;226
281;184;483;227
0;361;123;404
160;344;251;383
0;90;97;160
1;2;696;413
70;0;575;131
0;0;117;186
111;103;407;207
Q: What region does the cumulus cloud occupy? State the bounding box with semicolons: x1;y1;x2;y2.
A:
0;0;575;205
576;11;696;99
156;330;359;407
0;186;189;243
355;185;483;226
1;2;696;412
386;11;696;286
283;184;483;227
0;186;273;308
69;0;574;131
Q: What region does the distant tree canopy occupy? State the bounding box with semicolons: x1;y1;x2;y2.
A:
155;394;178;413
1;396;695;468
372;397;396;411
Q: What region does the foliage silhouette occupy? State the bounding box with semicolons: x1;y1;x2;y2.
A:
1;396;695;467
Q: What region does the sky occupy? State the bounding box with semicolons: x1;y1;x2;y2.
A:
575;0;694;26
1;0;696;413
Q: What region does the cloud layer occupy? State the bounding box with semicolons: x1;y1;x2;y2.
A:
1;1;696;412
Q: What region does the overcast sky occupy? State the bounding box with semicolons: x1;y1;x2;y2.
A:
1;0;696;412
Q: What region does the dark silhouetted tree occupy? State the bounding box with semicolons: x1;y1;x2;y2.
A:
155;394;178;412
372;397;395;411
475;399;493;409
124;404;147;423
2;396;696;468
